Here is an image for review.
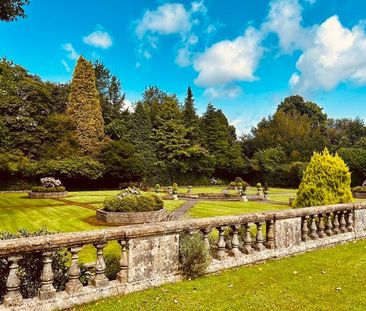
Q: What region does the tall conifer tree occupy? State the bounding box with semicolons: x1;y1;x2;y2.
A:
67;56;105;155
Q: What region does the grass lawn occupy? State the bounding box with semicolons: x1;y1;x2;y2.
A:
73;239;366;311
188;200;290;218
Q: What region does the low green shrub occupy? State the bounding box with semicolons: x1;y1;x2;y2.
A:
154;183;161;193
179;232;211;279
103;194;163;213
31;186;66;193
104;254;120;280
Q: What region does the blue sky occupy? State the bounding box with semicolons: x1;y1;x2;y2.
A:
1;0;366;133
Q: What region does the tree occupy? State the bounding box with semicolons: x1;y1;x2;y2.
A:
93;61;125;126
293;148;353;208
200;103;246;178
67;57;105;155
277;95;327;129
338;148;366;186
0;0;29;21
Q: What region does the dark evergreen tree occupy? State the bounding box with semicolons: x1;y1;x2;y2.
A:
0;0;29;21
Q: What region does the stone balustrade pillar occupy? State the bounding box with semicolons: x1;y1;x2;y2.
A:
325;213;333;236
254;222;265;251
346;210;354;232
3;255;22;307
309;215;318;240
117;239;128;283
317;214;326;238
301;216;310;241
65;246;83;294
339;211;347;233
243;223;253;254
265;219;275;249
201;227;211;250
38;251;56;300
333;211;340;234
92;243;109;287
230;225;241;257
216;226;227;260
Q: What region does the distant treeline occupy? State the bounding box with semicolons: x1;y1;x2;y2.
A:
0;57;365;190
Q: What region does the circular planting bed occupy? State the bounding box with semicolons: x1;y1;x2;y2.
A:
96;208;168;225
353;192;366;199
28;191;68;199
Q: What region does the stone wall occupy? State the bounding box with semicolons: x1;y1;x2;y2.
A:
96;209;168;225
0;202;365;310
28;191;68;199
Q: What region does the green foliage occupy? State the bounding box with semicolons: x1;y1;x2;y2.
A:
67;57;105;155
293;148;353;208
104;254;120;280
179;232;211;279
0;0;29;21
100;140;143;181
338;148;366;186
103;194;163;213
31;186;65;192
154;184;160;192
0;228;68;302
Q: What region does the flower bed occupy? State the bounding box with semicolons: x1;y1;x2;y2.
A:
28;177;68;199
352;186;366;199
97;187;167;224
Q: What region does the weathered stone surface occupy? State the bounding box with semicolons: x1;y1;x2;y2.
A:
128;234;179;283
274;218;302;248
96;209;168;225
354;209;366;232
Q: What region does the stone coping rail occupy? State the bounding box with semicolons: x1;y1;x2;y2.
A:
0;202;365;310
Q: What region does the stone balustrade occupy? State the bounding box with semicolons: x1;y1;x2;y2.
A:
0;202;366;310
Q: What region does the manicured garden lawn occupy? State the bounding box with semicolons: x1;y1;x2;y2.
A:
188;201;290;218
73;239;366;311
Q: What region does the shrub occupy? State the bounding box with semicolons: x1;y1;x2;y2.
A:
179;233;211;279
104;254;120;280
229;181;237;187
154;183;161;193
103;193;164;213
0;228;68;302
293;148;353;208
172;183;178;194
256;183;262;190
234;177;243;186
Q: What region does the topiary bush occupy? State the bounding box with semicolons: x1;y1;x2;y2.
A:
172;183;178;194
179;232;211;279
154;183;161;193
293;148;353;208
103;188;164;213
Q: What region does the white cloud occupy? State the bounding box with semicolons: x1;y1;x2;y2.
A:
124;99;135;112
230;119;243;128
191;1;207;14
62;43;79;60
175;48;192;67
61;59;70;72
203;85;242;99
290;16;366;92
136;3;191;38
264;0;311;53
193;27;263;88
83;30;113;49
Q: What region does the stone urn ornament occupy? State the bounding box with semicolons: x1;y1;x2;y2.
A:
187;186;193;195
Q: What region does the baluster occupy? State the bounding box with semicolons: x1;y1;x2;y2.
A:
117;239;128;283
230;225;241;257
91;242;109;287
301;216;310;241
3;255;22;306
346;210;354;232
38;251;56;300
216;226;227;260
201;227;211;250
325;213;333;236
265;219;275;249
309;215;318;239
333;211;340;234
317;213;326;238
339;211;347;233
254;222;265;251
65;246;83;294
243;223;253;254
